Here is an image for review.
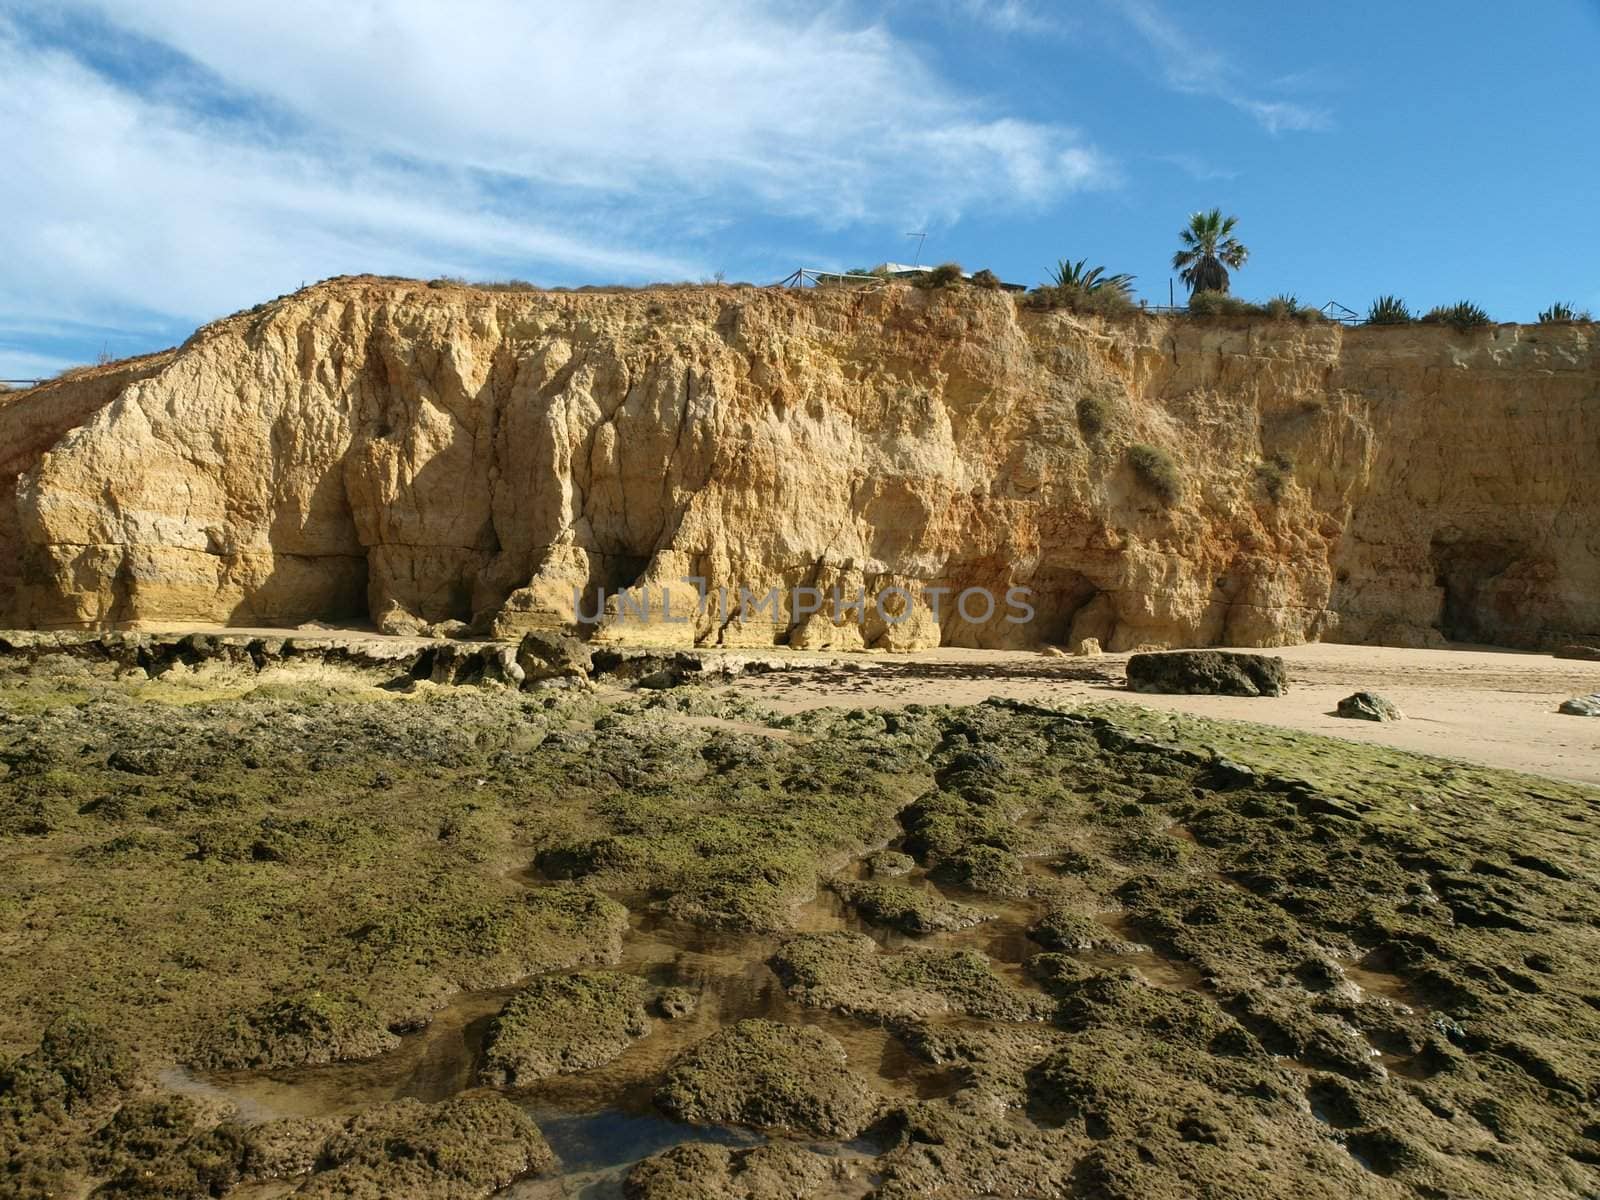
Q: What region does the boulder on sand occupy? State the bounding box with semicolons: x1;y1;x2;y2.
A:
1126;651;1287;698
1336;691;1403;722
1559;695;1600;717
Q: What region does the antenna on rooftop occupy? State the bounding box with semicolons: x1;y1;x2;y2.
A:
905;232;928;267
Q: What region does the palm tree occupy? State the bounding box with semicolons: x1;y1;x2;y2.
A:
1172;209;1248;295
1051;258;1135;295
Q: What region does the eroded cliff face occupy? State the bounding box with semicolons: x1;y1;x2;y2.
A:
2;278;1596;651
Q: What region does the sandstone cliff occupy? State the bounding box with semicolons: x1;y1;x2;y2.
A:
2;278;1595;651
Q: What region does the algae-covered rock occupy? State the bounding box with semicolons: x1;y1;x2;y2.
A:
295;1095;552;1198
516;631;593;685
769;933;950;1022
623;1141;855;1200
92;1123;255;1199
862;849;916;878
239;1114;345;1180
345;881;631;991
1028;906;1140;954
7;675;1600;1199
2;1012;134;1113
928;844;1028;898
897;789;1018;861
769;933;1053;1024
865;1100;1077;1199
197;990;398;1072
654;1019;880;1139
480;971;651;1085
880;948;1056;1022
1126;651;1287;697
831;880;986;934
526;716;915;932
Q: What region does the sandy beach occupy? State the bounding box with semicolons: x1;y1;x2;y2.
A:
721;642;1600;787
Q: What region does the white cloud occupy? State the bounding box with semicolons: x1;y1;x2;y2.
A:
0;349;76;382
0;1;1113;351
0;19;702;333
39;1;1111;219
1109;0;1331;134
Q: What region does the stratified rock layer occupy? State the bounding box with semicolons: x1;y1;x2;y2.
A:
3;278;1597;650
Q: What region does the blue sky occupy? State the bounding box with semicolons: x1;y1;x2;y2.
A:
3;0;1598;378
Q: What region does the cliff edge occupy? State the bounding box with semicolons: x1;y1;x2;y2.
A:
2;277;1595;651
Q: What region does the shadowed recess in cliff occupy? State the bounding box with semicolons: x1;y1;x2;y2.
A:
1429;535;1524;645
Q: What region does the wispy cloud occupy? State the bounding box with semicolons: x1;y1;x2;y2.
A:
1109;0;1332;134
0;348;78;382
933;0;1061;36
0;1;1114;367
1153;153;1240;183
72;1;1111;211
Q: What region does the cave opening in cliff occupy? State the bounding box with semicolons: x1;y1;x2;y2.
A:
566;552;653;629
1430;536;1518;644
1025;569;1100;649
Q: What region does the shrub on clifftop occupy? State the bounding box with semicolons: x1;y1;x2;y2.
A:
1538;302;1590;323
914;262;965;289
1187;290;1263;317
1366;295;1412;325
1025;258;1138;315
1420;301;1492;331
1264;294;1324;322
1026;284;1137;315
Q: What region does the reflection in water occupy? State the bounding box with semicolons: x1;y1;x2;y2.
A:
500;1110;761;1199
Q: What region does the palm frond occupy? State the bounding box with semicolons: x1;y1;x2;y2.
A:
1174;209;1247;294
1050;257;1134;295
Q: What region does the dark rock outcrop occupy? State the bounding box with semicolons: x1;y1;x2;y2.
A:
1126;650;1287;697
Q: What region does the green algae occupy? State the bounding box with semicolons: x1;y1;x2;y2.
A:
3;667;1600;1197
654;1018;881;1139
770;931;1053;1024
479;971;651;1084
829;879;986;934
624;1139;861;1200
